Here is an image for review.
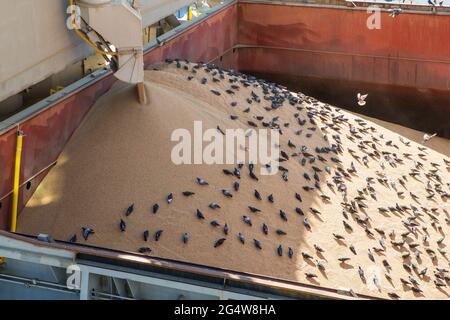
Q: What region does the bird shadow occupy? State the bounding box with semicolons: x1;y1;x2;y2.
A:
334;239;347;246
319;269;328;279
437;287;450;298
306;277;320;286
316;251;327;261
339;262;354;270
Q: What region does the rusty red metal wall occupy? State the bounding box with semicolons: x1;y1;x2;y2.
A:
143;4;238;68
237;2;450;90
0;76;116;230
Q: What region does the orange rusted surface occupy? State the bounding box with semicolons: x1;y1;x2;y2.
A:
143;3;238;68
237;2;450;90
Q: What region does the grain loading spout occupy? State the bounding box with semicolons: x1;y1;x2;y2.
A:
71;0;147;104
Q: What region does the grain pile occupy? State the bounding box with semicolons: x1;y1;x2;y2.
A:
18;61;450;299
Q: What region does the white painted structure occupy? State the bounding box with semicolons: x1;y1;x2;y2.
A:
0;232;301;300
77;0;145;84
0;0;193;103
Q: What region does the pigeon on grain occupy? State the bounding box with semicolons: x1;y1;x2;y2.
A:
196;177;209;185
119;219;126;232
125;204;134;216
155;230;163;241
214;238;226;248
82;227;95;241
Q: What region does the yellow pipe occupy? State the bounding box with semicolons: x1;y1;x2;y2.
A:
0;131;23;264
188;6;193;21
69;0;118;56
10;131;24;233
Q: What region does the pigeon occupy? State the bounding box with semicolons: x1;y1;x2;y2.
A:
214;238;226;248
155;230;163;241
196;209;205;220
233;181;240;191
249;171;259;181
238;233;245;244
262;223;269;235
357;93;368;106
267;194;274;203
358;266;365;280
167;193;174;204
196;177;209;185
333;233;345;241
254;189;262;200
314;244;325;253
210;220;221;227
224;223;229;235
243;216;252;226
280;210;288;221
386;8;399;23
288;247;294;259
68;234;77;243
276;229;287;236
138;247;152;254
422;133;437;143
223;169;234;176
305;272;318;279
302;252;313;260
119;219;126;232
82;227;95;241
182;191;195;197
209;203;221;209
182;233;189;244
277;245;283;257
303;218;311;230
254;239;262;250
248;206;261;213
222;189;233;198
152;203;159;214
125;204;134;216
316;260;326;271
143;230;149;242
368;249;375;262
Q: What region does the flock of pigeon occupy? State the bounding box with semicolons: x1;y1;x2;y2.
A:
70;60;449;299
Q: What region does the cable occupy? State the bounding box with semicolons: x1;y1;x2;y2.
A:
69;0;118;56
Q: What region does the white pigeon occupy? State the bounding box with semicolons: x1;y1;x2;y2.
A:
422;133;437;143
357;93;368;106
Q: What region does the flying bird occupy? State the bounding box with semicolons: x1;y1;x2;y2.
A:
422;133;437;143
357;93;368;106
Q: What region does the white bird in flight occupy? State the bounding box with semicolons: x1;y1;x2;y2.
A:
357;93;368;106
422;133;437;143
